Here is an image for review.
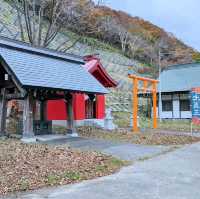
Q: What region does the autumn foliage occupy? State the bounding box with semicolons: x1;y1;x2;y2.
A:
65;3;196;67
5;0;197;68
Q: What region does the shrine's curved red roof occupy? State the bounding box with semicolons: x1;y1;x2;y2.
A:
83;55;118;88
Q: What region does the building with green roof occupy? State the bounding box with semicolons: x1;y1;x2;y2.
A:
158;63;200;119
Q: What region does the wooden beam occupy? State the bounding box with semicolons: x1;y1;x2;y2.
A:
138;88;153;93
0;81;15;89
36;90;64;101
42;96;65;101
129;74;159;83
5;93;26;100
0;88;7;136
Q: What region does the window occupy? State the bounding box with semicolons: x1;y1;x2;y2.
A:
180;100;190;111
162;100;173;112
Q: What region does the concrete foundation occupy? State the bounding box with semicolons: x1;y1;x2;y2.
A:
53;119;105;129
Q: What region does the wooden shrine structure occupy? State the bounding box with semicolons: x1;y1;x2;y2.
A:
128;74;159;132
0;37;108;141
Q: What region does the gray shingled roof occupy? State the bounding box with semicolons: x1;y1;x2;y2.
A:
159;63;200;93
0;38;108;94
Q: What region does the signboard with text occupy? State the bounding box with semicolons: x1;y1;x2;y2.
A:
191;88;200;125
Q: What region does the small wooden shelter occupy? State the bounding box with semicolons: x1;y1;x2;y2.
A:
0;37;108;141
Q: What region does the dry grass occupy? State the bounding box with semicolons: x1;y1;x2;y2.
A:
112;112;200;132
139;117;200;132
0;139;126;195
78;127;200;146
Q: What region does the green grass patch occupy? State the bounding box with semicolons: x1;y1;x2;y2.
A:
46;174;60;186
112;111;200;132
95;165;108;172
63;171;81;181
46;171;81;186
78;126;200;146
61;30;121;53
139;117;200;132
18;178;30;191
95;157;129;174
112;112;131;128
52;125;66;134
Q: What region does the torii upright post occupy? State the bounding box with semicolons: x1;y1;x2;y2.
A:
152;82;158;129
133;78;139;132
129;74;159;133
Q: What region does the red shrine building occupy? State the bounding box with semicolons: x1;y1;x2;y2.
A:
47;55;117;128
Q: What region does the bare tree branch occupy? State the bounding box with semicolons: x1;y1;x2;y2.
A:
23;0;33;43
62;36;82;52
37;4;43;46
5;0;102;51
56;38;71;51
16;5;25;41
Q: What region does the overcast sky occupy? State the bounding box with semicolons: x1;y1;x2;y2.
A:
104;0;200;51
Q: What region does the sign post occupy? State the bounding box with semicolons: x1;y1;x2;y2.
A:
191;88;200;127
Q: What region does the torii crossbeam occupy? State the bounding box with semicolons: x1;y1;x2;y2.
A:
128;74;159;132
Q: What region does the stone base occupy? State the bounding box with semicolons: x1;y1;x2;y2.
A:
52;119;105;129
66;129;79;138
104;118;117;130
66;132;79;138
130;116;140;128
21;137;37;143
0;135;7;140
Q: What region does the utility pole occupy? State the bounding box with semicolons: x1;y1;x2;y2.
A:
158;49;162;122
157;49;175;122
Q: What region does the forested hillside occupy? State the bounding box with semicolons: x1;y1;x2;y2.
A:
1;0;198;71
67;3;196;68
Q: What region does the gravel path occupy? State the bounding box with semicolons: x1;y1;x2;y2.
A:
42;137;170;161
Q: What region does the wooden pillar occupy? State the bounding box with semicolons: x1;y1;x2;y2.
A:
22;94;35;138
96;95;105;119
40;100;47;122
65;93;77;136
152;82;157;129
133;78;139;132
0;88;7;136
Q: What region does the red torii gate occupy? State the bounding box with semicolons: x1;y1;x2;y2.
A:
128;74;159;132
